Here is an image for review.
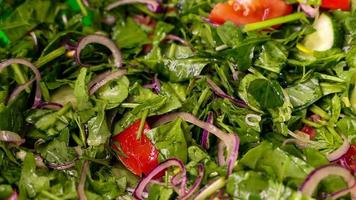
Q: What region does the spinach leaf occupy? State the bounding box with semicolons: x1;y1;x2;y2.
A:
286;78;323;109
248;79;284;109
87;103;111;146
255;41;288;73
147;184;173;200
19;153;51;199
240;142;313;184
95;76;129;110
145;119;188;163
226;171;312;200
113;18;149;50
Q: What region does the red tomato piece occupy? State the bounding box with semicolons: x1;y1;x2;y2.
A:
112;120;159;176
339;145;356;172
209;0;293;26
321;0;350;11
300;126;317;140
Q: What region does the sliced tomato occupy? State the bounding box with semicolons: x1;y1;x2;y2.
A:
112;120;159;176
339;145;356;172
300;125;317;140
209;0;293;26
321;0;350;11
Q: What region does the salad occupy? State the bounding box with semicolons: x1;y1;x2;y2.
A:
0;0;356;199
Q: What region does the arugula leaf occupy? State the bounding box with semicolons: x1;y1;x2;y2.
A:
0;0;60;42
337;117;356;136
74;68;92;111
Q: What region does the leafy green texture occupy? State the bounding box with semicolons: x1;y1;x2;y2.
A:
240;142;312;184
0;0;60;42
145;119;188;163
286;78;323;109
147;184;173;200
113;18;149;49
96;76;129;109
248;79;285;109
226;171;312;200
255;41;288;73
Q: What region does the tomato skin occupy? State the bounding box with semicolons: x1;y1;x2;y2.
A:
112;120;159;176
321;0;350;11
300;126;317;140
339;145;356;172
209;0;293;26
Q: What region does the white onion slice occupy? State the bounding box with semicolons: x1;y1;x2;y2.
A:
245;114;261;127
76;35;122;68
0;130;25;145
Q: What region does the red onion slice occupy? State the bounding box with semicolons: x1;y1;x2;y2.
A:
327;136;350;162
181;164;205;200
76;35;123;68
106;0;161;12
7;191;18;200
78;161;89;200
47;158;78;170
88;69;127;95
37;102;63;110
201;112;213;149
154;112;240;175
299;4;319;18
134;159;187;200
206;78;247;108
7;79;34;105
0;59;42;108
164;34;189;46
300;165;356;199
0;131;25;145
143;74;161;93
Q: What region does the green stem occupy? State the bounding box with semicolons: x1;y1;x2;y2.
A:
35;47;66;68
310;105;330;120
72;133;84;146
120;103;140;108
137;109;149;140
40;191;62;200
243;13;306;32
77;0;88;16
12;64;30;92
302;118;324;128
192;87;210;116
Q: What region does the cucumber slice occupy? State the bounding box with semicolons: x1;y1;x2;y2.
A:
303;13;340;51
